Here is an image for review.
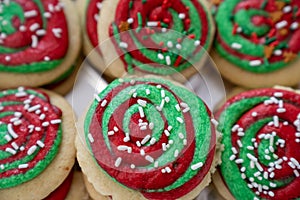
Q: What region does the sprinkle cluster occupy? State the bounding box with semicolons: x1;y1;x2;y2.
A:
0;87;62;189
217;88;300;199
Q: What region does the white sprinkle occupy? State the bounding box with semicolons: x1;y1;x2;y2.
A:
230;155;236;161
5;55;10;61
164;130;170;137
94;94;101;102
296;132;300;137
169;140;174;145
191;162;203;170
28;104;41;112
277;108;286;113
235;159;244;164
194;40;200;46
256;162;264;172
52;28;62;38
36;29;46;36
237;140;243;147
24;10;38;18
290;158;300;169
162;143;167;151
36;140;45;148
44;56;50;61
154;161;159;168
50;119;61;124
30;23;40;32
108;131;115;136
8;124;18;139
145;155;154;163
150;138;156;145
291;22;299;30
231;147;238;154
167;41;173;48
147;21;159;27
11;142;19;150
174;149;179;158
113;126;119;132
274;92;283;97
18;164;29;169
283;5;292;13
161;169;166;173
288;161;296;169
157;53;164;60
140;149;145;156
265;155;271;160
178;13;186;19
178;132;184;139
250;60;262;67
161;90;166;98
41;121;49;127
141;135;151;145
241;167;246;172
165;167;172;173
273;116;279;127
211;119;219;127
166;56;171;66
254;171;261;177
247;146;254;150
231;43;242;49
231;124;240;132
276;20;288;29
130;164;135;169
127;18;134;24
19;25;26;32
117;145;129;151
4;135;12;142
274;49;283;56
268;191;275;197
247;153;258;162
0;165;4;170
176;117;184;124
251;112;258;117
146;89;151;95
135;141;141;147
183;139;187;146
176;44;182;50
137;99;147;107
88;133;94;143
115;157;122;167
101;99;107;107
175;104;181;112
156;85;162;89
39;114;46;120
6;147;16;155
294;170;300;177
119;41;128;49
27;145;37;155
149;122;154;130
31;35;38;48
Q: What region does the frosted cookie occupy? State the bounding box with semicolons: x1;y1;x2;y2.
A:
214;87;300;199
76;77;218;199
77;0;105;71
98;0;215;79
0;0;81;88
0;87;76;200
212;0;300;88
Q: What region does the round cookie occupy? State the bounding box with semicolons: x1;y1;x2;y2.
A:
0;87;76;200
76;77;218;199
77;0;105;70
98;0;215;79
215;87;300;199
0;0;81;88
83;175;110;200
212;0;300;88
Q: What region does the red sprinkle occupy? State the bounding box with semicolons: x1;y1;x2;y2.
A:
268;28;276;37
232;24;238;35
177;38;182;43
174;56;182;67
270;40;279;47
162;48;168;52
251;33;259;44
159;42;164;46
188;34;195;39
163;18;170;23
185;19;191;25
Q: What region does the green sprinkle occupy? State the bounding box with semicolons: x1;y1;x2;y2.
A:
129;1;133;9
260;0;268;9
136;12;143;33
264;37;276;45
160;22;169;28
142;0;147;4
276;42;288;49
